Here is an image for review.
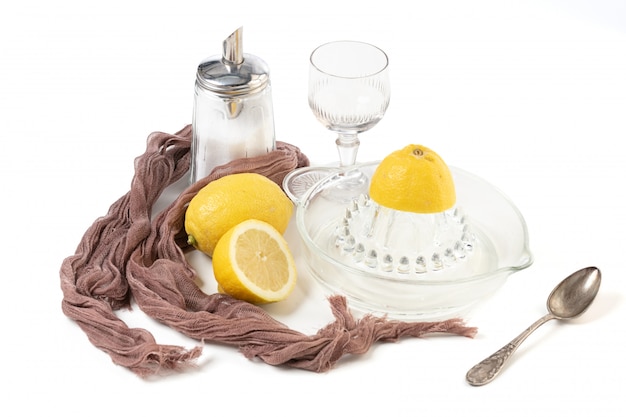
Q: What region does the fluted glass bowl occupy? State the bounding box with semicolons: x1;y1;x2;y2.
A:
293;162;533;321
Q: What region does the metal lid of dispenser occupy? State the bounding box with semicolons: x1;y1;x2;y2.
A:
196;27;271;98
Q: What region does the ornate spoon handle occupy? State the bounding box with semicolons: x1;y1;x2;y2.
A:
466;313;556;386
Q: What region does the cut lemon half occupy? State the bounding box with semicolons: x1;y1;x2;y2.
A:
369;144;456;214
212;219;297;304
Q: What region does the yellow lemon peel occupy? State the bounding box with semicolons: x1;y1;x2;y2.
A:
184;173;293;257
369;144;456;213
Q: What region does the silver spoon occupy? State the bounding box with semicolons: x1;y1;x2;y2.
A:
466;266;601;386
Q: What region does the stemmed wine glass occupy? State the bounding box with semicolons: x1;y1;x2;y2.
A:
284;40;390;202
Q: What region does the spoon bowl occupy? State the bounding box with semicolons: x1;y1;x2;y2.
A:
466;266;601;386
548;267;601;319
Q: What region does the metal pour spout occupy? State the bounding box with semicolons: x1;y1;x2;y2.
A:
223;27;244;66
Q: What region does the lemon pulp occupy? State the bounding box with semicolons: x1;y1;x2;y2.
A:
212;219;297;304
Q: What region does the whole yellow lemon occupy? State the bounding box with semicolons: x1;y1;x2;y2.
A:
184;173;293;257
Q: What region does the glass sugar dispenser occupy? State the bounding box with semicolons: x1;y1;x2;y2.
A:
191;27;276;184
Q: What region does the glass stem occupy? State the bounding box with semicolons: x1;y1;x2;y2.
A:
336;133;360;167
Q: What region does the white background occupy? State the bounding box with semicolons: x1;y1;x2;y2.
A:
2;0;625;415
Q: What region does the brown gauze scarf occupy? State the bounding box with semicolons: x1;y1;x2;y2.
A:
60;124;477;378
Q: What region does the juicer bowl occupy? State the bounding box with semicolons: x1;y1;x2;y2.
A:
294;162;533;321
